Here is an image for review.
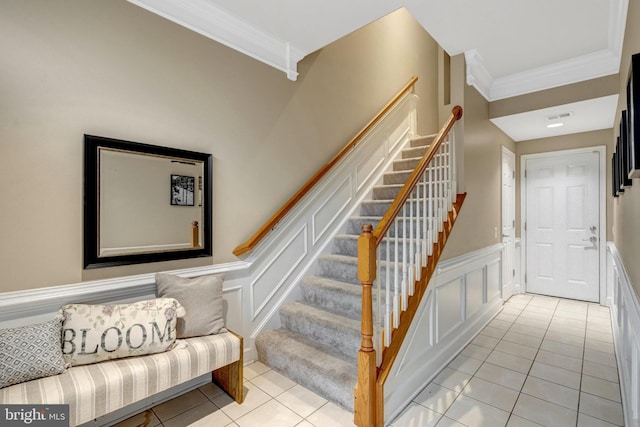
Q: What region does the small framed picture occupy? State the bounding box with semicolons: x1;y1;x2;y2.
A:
171;174;195;206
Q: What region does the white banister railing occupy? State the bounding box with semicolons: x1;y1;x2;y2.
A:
354;106;464;427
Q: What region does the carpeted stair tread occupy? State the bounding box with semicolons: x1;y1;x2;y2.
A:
256;328;358;410
279;301;361;361
383;170;412;185
409;134;437;148
300;276;362;319
402;145;429;159
346;216;383;235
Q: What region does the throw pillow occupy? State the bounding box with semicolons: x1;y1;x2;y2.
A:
0;316;66;389
59;298;185;366
155;273;226;338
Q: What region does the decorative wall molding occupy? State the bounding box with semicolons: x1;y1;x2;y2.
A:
465;0;628;101
126;0;306;80
607;242;640;426
384;243;504;423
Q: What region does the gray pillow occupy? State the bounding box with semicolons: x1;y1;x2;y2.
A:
0;316;66;389
156;273;226;338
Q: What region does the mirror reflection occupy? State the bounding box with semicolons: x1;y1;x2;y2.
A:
84;135;212;268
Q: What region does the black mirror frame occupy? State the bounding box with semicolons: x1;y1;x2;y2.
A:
83;134;212;269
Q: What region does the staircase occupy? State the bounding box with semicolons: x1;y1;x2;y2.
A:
255;134;437;410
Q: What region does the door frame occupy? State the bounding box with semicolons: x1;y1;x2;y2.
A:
502;146;516;301
520;146;607;303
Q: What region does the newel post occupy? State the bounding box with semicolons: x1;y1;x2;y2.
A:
354;224;377;427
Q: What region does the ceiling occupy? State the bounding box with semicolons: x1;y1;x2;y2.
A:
127;0;628;141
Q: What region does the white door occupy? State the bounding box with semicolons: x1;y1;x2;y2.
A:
502;147;516;300
524;150;601;302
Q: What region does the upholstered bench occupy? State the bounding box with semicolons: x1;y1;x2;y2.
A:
0;331;243;426
0;273;244;427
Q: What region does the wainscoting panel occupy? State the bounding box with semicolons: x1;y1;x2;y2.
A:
311;176;352;245
384;244;504;424
607;243;640;427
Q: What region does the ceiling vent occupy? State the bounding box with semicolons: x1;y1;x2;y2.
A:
546;112;573;121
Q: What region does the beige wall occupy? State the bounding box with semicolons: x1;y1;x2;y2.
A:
613;0;640;297
442;72;516;259
0;2;440;292
515;129;614;239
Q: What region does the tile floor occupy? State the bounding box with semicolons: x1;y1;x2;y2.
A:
115;294;624;427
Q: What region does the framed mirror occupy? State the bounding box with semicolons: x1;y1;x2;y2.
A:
84;134;212;268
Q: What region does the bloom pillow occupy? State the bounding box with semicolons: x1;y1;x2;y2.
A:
0;316;66;389
156;273;226;338
59;298;185;366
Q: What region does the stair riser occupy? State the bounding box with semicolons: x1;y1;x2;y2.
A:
393;157;420;171
402;145;428;159
318;258;405;288
334;236;433;261
410;135;434;148
280;309;360;362
372;186;434;200
300;282;362;319
383;171;411;185
361;200;448;217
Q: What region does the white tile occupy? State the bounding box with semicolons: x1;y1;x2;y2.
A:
414;383;459;414
553;310;587;321
461;344;492;361
199;382;224;399
447;354;483;375
153;389;209;421
235;399;302;427
585;339;615;354
556;299;588;313
250;369;297;397
521;376;579;410
486;350;533;374
546;323;586;338
390;402;442;427
587;322;613;334
506;415;543;426
579;392;624;426
479;326;508;339
514;317;549;330
276;384;328;418
586;330;614;344
435;416;467;426
495;312;519;323
534;349;582;373
508;323;546;338
489;318;513;331
461;377;519;412
512;394;577;426
528;361;581;390
494;341;538;360
540;339;584;359
584;348;618;368
544;330;585;347
306;402;355;427
576;413;620;427
501;331;542;349
475;362;527;391
243;361;271;380
581;375;622;403
295;421;315;427
213;381;272;420
433;368;472;393
445;395;510;427
582;361;619;383
114;410;161;427
472;334;500;349
521;306;555;318
163;401;232;427
550;317;586;330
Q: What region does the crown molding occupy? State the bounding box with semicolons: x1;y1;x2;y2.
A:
466;0;627;101
127;0;306;81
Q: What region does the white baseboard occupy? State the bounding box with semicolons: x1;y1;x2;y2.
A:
607;242;640;427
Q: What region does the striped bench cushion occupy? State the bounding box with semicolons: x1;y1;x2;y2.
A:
0;332;240;427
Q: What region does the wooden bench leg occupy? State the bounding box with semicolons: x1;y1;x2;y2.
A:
212;333;244;403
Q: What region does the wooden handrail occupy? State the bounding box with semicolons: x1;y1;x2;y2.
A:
373;105;462;244
232;76;420;256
